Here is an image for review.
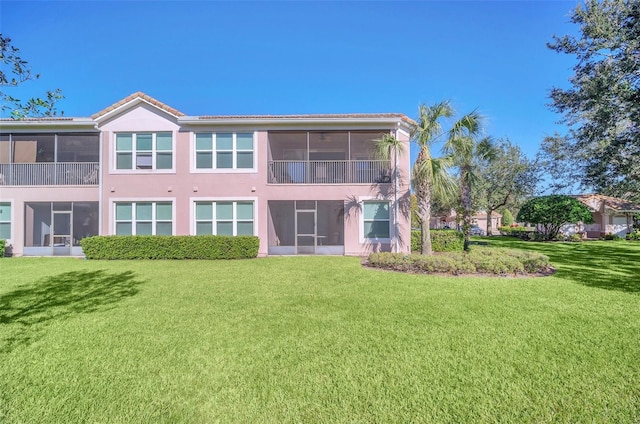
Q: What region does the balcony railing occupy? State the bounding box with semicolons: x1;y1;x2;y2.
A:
268;160;392;184
0;162;99;186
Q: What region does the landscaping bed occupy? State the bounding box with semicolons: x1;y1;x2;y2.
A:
367;247;553;276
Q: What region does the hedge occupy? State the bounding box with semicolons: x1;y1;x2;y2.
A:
411;229;464;252
0;239;5;258
81;235;260;260
368;247;551;276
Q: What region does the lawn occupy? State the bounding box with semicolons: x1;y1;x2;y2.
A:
1;240;639;423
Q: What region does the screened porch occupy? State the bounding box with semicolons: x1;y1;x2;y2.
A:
268;200;345;255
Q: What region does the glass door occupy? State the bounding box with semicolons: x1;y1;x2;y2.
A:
52;212;71;256
296;210;316;254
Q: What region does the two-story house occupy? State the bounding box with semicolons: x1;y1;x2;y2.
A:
0;92;412;257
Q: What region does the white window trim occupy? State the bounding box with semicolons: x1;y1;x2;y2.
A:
0;200;14;244
111;131;176;174
358;196;393;244
190;131;257;173
189;197;259;236
109;197;176;235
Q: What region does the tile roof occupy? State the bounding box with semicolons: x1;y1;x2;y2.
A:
574;194;640;212
91;91;185;119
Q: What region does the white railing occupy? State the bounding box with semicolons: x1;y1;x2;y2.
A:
268;160;392;184
0;162;99;186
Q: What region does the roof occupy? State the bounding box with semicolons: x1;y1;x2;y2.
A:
573;194;640;213
3;92;415;128
91;91;185;120
196;113;414;122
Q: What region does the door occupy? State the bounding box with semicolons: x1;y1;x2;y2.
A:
52;212;71;256
296;210;316;254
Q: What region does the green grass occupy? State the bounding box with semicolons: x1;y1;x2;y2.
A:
1;240;639;423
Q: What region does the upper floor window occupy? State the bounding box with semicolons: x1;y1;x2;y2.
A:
115;132;173;170
195;132;254;170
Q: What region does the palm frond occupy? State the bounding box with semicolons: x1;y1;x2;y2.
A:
411;101;455;146
371;133;405;161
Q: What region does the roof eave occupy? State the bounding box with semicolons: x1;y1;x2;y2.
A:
0;118;97;131
93;97;182;123
179;116;410;128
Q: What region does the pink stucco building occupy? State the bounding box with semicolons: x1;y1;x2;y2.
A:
0;92;412;257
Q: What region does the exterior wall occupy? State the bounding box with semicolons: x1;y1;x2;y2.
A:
96;104;411;257
2;97;412;257
1;186;98;256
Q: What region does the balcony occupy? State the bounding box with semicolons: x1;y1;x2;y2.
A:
268;160;391;184
0;162;99;186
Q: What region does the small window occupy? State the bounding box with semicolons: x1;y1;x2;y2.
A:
363;201;390;239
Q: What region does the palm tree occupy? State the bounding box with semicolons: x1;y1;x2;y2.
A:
375;102;456;254
444;111;495;250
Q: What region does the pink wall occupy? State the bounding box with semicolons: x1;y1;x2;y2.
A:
98;103;411;256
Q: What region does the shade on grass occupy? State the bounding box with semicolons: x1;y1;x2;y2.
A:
1;240;639;423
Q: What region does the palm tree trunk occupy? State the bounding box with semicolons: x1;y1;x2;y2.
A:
461;166;472;251
415;147;433;255
418;187;433;255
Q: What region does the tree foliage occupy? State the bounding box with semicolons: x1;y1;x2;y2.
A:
516;195;594;240
535;133;584;194
0;34;63;118
548;0;640;200
475;138;537;235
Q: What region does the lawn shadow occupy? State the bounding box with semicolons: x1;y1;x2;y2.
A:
483;238;640;294
0;270;144;352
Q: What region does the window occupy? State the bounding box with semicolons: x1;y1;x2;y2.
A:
0;202;11;240
363;201;390;239
194;201;254;236
115;202;173;235
115;132;173;170
194;132;254;169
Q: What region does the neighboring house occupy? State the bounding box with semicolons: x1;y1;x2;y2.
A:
561;194;640;238
429;210;502;235
0;92;412;257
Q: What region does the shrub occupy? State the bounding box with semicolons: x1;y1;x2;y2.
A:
81;235;260;260
0;239;4;258
411;229;464;252
501;209;514;226
601;233;623;241
368;248;551;276
626;231;640;241
498;226;532;240
568;233;583;242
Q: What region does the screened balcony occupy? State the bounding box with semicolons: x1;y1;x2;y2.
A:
267;131;393;184
0;133;99;186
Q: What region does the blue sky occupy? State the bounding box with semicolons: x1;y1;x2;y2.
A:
1;1;578;160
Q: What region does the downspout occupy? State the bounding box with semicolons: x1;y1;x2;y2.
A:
394;127;399;253
98;127;103;237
